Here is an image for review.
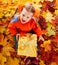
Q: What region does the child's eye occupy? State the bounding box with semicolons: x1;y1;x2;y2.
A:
23;14;25;16
27;16;29;18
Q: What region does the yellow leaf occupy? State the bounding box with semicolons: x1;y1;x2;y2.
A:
39;60;46;65
0;34;15;56
47;22;55;36
0;53;7;65
55;10;58;15
41;40;51;47
0;36;8;46
42;10;54;22
55;0;58;9
1;45;15;56
0;26;6;33
32;0;43;10
0;13;4;18
41;40;51;52
6;57;19;65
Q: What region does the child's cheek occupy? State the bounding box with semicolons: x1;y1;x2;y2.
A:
20;13;23;19
24;19;28;22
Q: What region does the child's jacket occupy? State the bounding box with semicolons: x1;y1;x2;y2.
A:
8;18;42;36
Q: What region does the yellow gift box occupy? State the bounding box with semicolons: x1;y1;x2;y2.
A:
17;34;37;57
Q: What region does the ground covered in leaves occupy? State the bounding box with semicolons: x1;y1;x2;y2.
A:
0;0;58;65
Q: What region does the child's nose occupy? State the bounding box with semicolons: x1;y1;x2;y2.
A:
23;17;27;20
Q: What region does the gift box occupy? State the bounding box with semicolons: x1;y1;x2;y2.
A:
17;34;37;57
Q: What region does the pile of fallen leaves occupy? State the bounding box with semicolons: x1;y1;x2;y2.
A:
0;0;58;65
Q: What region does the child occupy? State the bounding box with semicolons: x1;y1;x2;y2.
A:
8;3;44;49
8;3;44;64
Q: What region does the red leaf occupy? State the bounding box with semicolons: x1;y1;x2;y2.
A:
0;45;3;52
38;16;47;29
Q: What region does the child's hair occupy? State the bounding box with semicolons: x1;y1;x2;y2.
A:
24;3;35;13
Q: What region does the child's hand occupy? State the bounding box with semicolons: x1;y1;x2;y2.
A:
16;34;20;41
38;35;44;41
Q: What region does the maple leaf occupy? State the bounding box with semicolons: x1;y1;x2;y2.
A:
0;36;9;46
41;40;51;52
38;16;47;29
42;30;48;35
0;53;7;65
0;34;15;56
46;22;56;36
41;0;55;12
55;10;58;15
0;33;14;47
42;10;55;22
6;57;19;65
0;45;3;52
32;0;43;10
39;60;46;65
5;11;12;17
4;29;10;35
1;46;15;57
55;0;58;9
0;13;4;18
45;12;54;22
0;26;6;33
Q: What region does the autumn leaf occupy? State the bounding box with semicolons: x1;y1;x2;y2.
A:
0;26;6;33
42;30;48;35
0;36;9;46
0;34;15;56
34;9;40;17
42;10;55;22
55;0;58;9
6;57;19;65
1;45;15;56
0;33;14;47
45;12;54;22
38;16;47;30
32;0;43;10
46;22;56;36
47;28;55;36
0;13;4;18
41;40;51;52
39;60;46;65
0;53;7;65
54;10;58;15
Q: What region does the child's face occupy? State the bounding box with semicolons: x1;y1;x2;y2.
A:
20;8;33;24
